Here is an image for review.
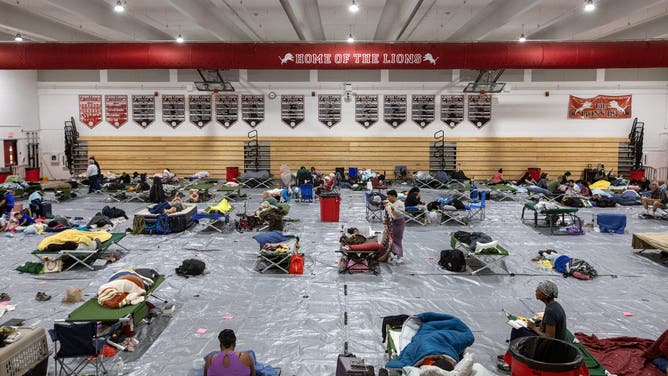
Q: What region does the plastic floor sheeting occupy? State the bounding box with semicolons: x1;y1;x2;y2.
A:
1;187;667;375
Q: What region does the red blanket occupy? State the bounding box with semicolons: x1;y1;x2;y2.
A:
575;332;663;376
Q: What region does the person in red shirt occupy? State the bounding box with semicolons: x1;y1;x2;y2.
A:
491;168;506;184
644;329;668;374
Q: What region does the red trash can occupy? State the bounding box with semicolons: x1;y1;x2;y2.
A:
226;167;240;182
25;168;40;182
505;337;588;376
629;169;644;182
320;193;341;222
0;172;9;184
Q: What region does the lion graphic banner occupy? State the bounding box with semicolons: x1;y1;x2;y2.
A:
568;95;632;119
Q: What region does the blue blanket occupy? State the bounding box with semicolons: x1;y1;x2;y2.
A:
386;312;474;369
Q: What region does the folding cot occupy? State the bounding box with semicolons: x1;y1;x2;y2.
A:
450;232;510;275
404;206;428;226
235;170;274;188
183;182;216;202
255;236;300;273
437;203;468;226
412;171;451;190
521;201;582;235
66;275;166;326
337;229;390;275
486;183;520;202
106;190;148;203
31;232;129;271
192;212;230;233
632;232;668;256
217;185;245;202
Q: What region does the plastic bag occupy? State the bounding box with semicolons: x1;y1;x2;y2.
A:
289;253;304;275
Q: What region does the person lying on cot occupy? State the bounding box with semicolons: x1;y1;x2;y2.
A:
497;280;567;373
204;329;255;376
261;191;280;207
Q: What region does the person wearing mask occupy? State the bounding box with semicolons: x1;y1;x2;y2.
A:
204;329;255;376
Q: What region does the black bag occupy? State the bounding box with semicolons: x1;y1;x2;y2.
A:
596;196;616;208
102;205;128;219
564;197;584;208
451;198;465;210
175;259;205;277
336;354;375;376
149;176;165;203
427;201;439;211
438;249;467;272
42;202;53;219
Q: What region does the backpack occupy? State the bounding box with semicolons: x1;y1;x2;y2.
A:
154;214;171;234
451;198;465;210
175;259;205;277
289;253;304;274
102;205;128;219
438;249;467;272
596;196;616;208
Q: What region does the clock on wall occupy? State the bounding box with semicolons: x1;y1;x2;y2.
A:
267;92;277;100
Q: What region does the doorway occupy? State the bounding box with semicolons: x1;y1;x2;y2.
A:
3;140;18;167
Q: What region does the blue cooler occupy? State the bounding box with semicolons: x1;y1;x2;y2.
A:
597;213;626;234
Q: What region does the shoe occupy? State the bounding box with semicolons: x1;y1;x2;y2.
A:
35;292;51;301
497;354;506;361
395;258;404;264
0;292;10;302
497;361;511;373
572;271;591;280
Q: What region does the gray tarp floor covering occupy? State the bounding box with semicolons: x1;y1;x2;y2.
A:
1;187;667;375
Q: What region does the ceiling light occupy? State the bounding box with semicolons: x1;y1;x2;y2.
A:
114;0;125;13
584;0;595;12
349;0;359;13
347;33;355;43
518;33;526;43
14;33;23;42
176;33;184;43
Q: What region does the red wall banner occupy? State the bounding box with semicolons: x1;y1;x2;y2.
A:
568;95;632;119
79;95;102;128
105;95;128;128
1;41;667;70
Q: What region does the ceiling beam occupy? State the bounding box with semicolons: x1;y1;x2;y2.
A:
448;0;543;41
397;0;437;41
279;0;325;41
374;0;424;41
0;1;101;41
47;0;173;41
600;14;668;40
208;0;263;41
167;0;252;41
530;0;665;40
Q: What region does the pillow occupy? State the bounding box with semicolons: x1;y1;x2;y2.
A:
253;231;289;247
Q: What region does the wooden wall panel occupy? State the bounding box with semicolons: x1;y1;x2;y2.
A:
81;136;626;181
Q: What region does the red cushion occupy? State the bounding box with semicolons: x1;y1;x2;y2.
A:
348;242;382;252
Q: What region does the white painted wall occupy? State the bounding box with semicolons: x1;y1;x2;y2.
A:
0;70;39;168
29;70;668;178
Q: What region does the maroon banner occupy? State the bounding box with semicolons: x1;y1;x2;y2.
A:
79;95;102;128
105;95;128;128
2;42;667;70
568;95;632;119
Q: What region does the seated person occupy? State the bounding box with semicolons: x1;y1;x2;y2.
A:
296;166;311;185
405;187;425;207
517;171;536;186
642;182;668;217
560;180;581;204
17;209;35;227
498;280;566;373
28;189;44;217
526;173;552;195
491;169;506;184
205;329;255;376
559;171;572;185
576;180;590;196
2;189;15;217
643;328;668;375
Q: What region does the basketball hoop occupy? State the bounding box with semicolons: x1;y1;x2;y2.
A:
479;90;487;95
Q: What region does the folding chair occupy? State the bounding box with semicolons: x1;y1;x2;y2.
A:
49;322;109;376
299;183;314;202
404;206;427;226
365;192;385;222
465;191;486;221
371;177;388;194
450;233;510;275
348;167;359;183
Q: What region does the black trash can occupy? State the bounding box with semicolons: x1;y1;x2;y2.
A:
507;336;586;375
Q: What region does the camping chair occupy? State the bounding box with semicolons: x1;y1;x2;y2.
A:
465;191;486;221
348;167;359;183
394;165;408;183
49;322;108;376
32;233;129;271
299;183;314;202
365;192;384;222
256;237;299;274
404;206;428;226
371;177;388;193
450;233;510;275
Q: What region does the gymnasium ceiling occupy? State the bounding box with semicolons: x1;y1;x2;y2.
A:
0;0;667;43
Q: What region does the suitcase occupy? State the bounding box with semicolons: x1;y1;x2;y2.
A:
336;354;375;376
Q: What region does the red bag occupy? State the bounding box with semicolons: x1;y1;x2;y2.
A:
289;253;304;274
